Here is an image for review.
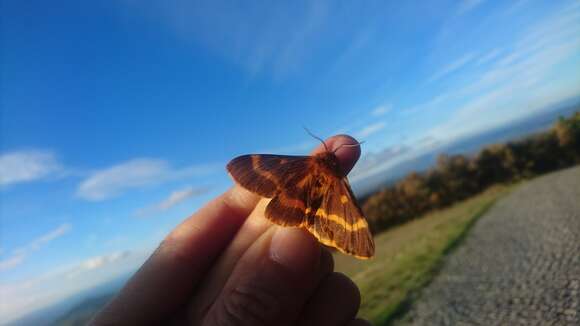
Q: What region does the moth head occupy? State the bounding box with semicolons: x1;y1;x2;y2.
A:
315;151;342;176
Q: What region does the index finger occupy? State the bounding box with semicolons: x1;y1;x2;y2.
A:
90;185;260;325
187;134;363;321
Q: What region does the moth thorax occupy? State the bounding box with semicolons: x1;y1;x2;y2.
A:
315;151;342;177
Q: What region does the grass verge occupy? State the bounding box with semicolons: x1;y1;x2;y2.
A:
334;185;511;325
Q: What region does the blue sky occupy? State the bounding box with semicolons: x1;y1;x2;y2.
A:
1;0;580;322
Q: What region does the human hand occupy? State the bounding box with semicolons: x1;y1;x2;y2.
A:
90;135;371;326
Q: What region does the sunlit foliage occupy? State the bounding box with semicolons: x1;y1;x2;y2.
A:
363;111;580;232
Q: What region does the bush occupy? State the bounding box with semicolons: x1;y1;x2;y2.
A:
363;110;580;233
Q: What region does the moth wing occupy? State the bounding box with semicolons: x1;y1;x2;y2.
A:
227;154;310;198
265;183;310;227
228;154;312;226
306;178;375;259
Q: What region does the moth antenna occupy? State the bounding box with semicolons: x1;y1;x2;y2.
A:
332;141;365;154
303;127;329;152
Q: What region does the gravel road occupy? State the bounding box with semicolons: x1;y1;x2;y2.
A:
401;166;580;325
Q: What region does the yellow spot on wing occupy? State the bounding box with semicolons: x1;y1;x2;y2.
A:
340;195;348;204
306;225;371;259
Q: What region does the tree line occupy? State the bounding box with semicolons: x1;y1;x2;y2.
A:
362;110;580;233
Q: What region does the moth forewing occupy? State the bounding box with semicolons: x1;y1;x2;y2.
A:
227;151;375;259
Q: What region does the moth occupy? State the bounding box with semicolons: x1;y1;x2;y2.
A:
227;140;375;259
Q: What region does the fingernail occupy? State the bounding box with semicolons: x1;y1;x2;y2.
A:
269;227;320;275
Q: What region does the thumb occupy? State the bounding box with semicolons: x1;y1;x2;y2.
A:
202;226;327;325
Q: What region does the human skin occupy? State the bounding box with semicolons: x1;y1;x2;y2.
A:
90;135;372;326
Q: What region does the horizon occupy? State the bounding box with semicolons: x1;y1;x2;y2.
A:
2;0;580;323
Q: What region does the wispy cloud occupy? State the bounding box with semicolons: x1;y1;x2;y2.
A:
371;105;391;117
0;150;62;187
428;52;476;82
270;1;329;78
81;251;131;270
426;2;580;143
20;223;72;252
77;159;217;201
457;0;485;15
135;185;210;217
0;223;72;271
351;145;410;178
71;251;132;275
403;93;451;115
0;255;25;272
124;1;330;79
0;249;146;324
355;122;387;139
328;26;376;76
157;186;209;210
352;2;580;186
503;0;530;16
476;48;502;66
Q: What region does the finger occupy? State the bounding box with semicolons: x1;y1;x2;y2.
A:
311;134;362;176
90;186;259;326
346;318;374;326
187;198;273;322
201;226;325;326
298;272;361;326
318;248;335;277
188;221;335;324
187;134;358;321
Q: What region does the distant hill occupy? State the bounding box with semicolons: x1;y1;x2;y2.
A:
8;273;130;326
353;96;580;197
50;293;115;326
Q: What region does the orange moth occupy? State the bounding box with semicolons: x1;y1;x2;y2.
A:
227;139;374;259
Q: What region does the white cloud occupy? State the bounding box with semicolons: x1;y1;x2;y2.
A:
457;0;485;15
327;26;376;75
0;249;147;324
428;42;580;141
77;159;217;201
355;122;387;139
79;251;131;272
81;256;107;271
0;254;25;271
0;150;61;187
350;145;410;178
271;1;329;78
25;223;72;252
503;0;531;16
428;52;476;82
476;48;502;66
122;1;330;79
421;1;580;142
135;185;210;217
371;105;391;117
0;224;72;271
403;93;451;115
353;2;580;186
158;186;207;210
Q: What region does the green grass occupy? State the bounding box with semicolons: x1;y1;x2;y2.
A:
334;185;511;325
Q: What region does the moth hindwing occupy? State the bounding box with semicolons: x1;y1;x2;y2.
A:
227;151;375;259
